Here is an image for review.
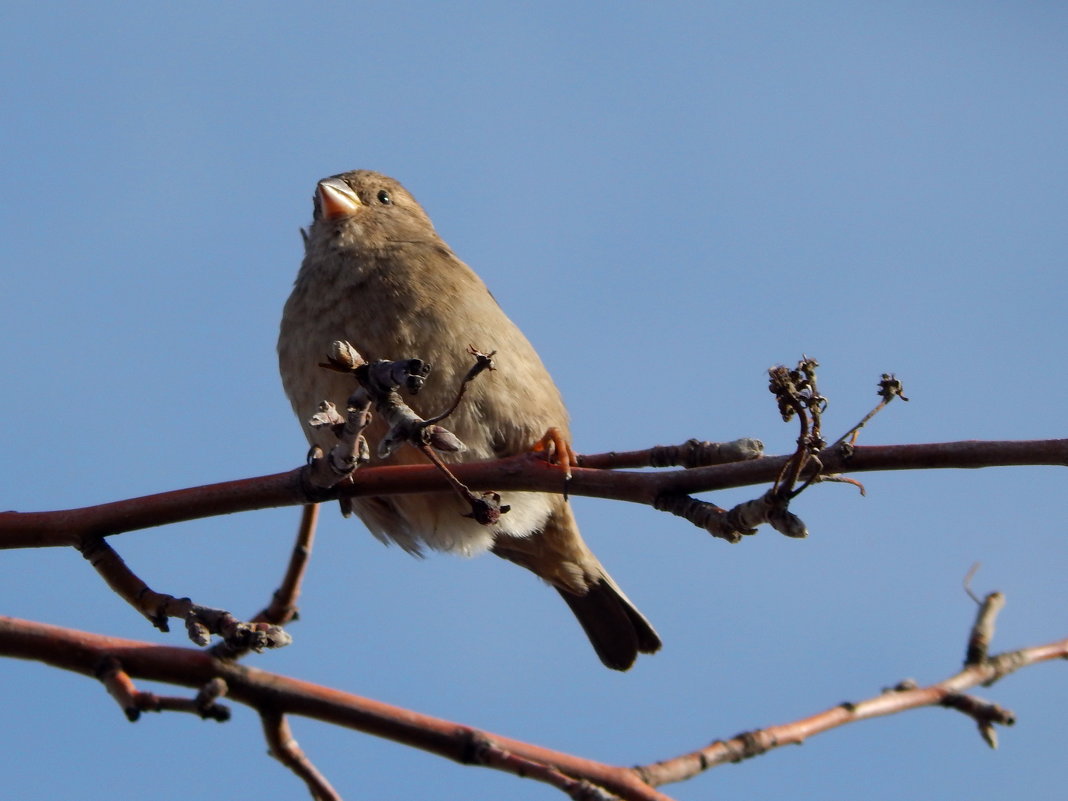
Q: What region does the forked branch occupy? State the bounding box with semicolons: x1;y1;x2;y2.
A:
0;594;1063;801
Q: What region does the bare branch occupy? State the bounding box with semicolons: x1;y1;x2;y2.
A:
0;615;676;801
209;502;321;663
578;438;764;470
832;373;910;448
938;691;1015;749
965;591;1006;667
79;535;291;650
261;709;342;801
4;439;1068;551
637;629;1065;788
471;736;625;801
255;502;320;627
96;657;230;722
3;611;1063;799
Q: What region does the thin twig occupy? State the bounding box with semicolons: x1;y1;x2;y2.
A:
79;535;290;650
209;503;321;660
256;502;320;626
831;373;910;449
638;592;1036;787
965;591;1006;667
422;345;496;425
417;442;509;525
96;657;230;722
261;709;342;801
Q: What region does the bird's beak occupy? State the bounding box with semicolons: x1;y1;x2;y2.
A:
318;178;363;220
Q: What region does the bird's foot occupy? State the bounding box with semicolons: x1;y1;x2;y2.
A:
532;427;576;480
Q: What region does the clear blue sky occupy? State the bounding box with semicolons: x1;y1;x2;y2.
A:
2;3;1066;799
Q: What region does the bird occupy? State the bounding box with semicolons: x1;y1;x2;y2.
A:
278;170;661;670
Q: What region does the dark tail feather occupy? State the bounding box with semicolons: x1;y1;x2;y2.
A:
558;580;662;671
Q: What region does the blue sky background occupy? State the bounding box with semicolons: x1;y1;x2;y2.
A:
3;3;1067;799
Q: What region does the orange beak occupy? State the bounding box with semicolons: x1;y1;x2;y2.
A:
317;178;363;220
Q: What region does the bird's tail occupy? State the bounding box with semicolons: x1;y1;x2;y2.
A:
492;502;661;671
555;572;662;671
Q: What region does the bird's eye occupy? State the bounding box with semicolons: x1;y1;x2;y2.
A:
377;190;392;205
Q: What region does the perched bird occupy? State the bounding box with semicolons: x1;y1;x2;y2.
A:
278;170;661;670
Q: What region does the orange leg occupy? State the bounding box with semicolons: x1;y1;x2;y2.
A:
532;426;577;479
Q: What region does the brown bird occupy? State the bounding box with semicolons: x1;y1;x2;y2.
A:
278;170;661;670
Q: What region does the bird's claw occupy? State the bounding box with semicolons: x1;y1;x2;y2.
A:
532;427;576;480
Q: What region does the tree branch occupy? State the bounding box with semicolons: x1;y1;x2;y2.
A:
637;591;1064;786
2;439;1066;550
0;615;674;801
2;597;1063;800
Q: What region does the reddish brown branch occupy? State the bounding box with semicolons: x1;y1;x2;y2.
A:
210;503;321;659
637;590;1056;788
578;438;764;470
255;502;320;627
638;635;1066;786
2;606;1062;797
261;709;342;801
97;657;229;722
472;737;625;800
79;535;291;651
2;439;1067;551
0;615;675;801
